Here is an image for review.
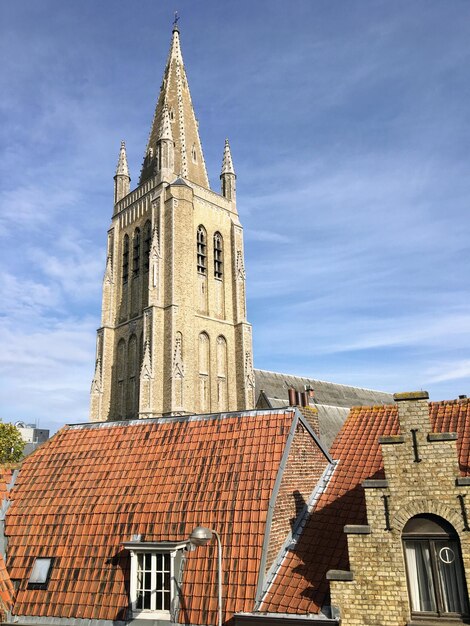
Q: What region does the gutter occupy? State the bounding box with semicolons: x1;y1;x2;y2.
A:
234;613;338;626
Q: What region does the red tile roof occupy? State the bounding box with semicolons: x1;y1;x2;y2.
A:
0;468;15;618
261;399;470;615
5;411;299;623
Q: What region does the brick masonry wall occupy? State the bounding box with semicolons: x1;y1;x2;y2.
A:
266;421;329;573
330;397;470;625
298;406;320;436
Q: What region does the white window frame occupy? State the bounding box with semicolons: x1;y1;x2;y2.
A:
124;540;188;620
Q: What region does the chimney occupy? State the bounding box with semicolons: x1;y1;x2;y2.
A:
393;391;430;434
287;388;309;407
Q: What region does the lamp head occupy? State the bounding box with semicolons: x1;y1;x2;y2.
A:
189;526;213;546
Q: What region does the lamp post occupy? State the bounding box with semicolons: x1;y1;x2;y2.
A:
189;526;223;626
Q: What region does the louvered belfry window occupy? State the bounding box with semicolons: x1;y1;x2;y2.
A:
143;221;151;272
133;228;141;277
123;235;129;284
197;226;207;275
214;232;223;279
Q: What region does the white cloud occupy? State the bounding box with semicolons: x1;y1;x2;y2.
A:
244;229;291;244
426;360;470;384
0;315;97;431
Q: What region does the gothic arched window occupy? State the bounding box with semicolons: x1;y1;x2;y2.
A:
198;332;210;412
133;228;141;277
403;514;469;618
122;235;129;284
127;334;138;418
214;232;223;279
197;226;207;275
143;221;151;273
117;338;126;418
216;335;228;411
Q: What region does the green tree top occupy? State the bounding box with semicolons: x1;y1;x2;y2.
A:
0;423;24;464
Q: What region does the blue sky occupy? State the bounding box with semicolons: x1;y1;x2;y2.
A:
1;1;470;433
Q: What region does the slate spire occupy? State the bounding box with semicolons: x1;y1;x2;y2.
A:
140;24;209;187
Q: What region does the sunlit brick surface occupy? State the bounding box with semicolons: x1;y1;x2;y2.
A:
262;399;470;615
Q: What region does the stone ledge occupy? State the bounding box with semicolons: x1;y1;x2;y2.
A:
456;477;470;487
427;432;458;442
362;479;389;489
326;569;354;581
394;391;429;401
406;617;470;626
379;435;405;444
344;525;371;535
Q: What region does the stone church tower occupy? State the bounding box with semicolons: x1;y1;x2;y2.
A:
90;23;255;421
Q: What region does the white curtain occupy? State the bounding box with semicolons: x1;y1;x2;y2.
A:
435;540;469;614
405;541;436;612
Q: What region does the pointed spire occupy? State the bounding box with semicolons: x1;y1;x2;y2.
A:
115;140;130;177
220;138;236;202
114;140;131;203
140;25;209;188
221;138;235;175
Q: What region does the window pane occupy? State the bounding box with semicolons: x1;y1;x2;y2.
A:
163;590;170;611
29;558;52;584
136;553;152;610
405;540;437;612
135;551;172;613
435;540;469;614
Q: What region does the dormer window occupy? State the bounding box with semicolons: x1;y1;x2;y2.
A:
191;143;197;163
124;540;188;620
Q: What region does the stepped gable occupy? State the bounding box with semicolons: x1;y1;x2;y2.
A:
4;409;327;624
254;369;393;449
260;398;470;615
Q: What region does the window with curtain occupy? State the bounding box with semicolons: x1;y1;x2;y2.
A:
403;515;469;619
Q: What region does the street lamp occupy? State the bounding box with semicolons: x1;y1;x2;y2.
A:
189;526;223;626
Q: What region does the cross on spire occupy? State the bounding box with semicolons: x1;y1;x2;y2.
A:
173;11;180;32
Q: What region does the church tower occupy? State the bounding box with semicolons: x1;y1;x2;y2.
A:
90;22;255;421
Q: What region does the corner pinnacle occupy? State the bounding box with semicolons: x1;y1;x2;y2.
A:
115;140;130;178
221;138;235;176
